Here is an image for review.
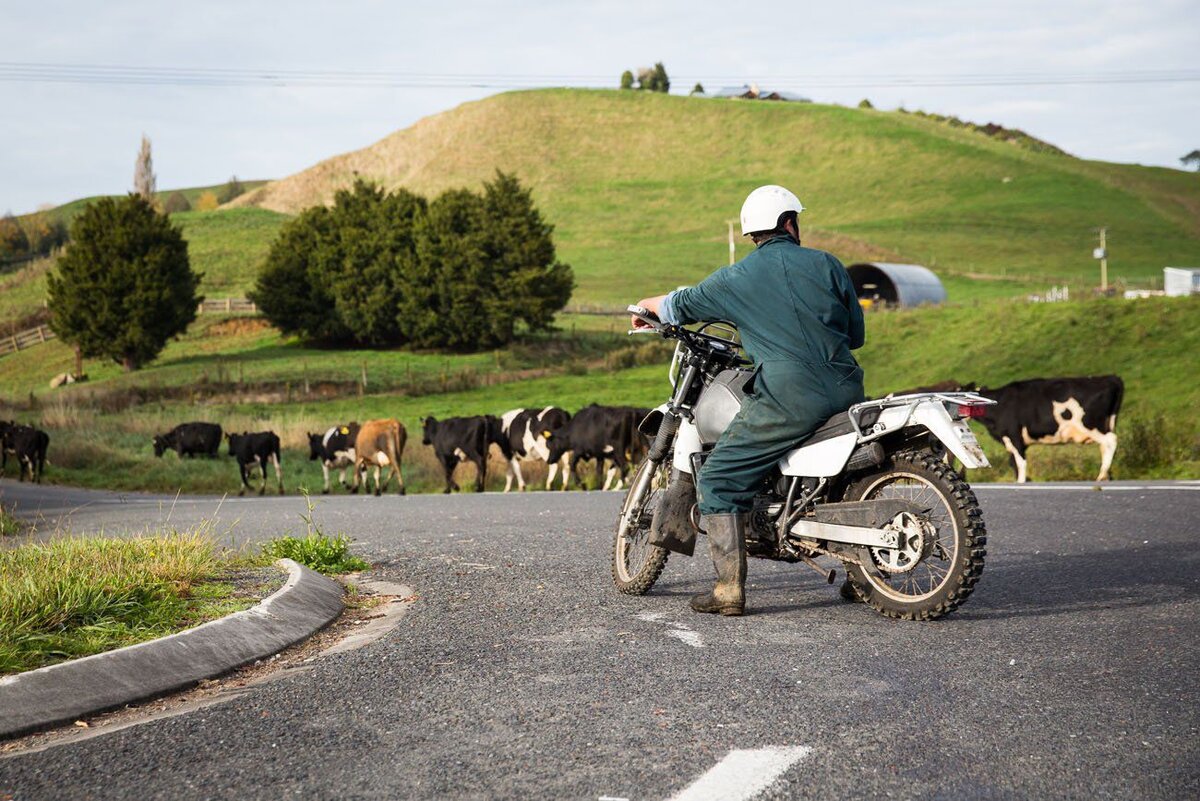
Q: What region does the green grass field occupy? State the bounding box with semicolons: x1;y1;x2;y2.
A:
3;295;1196;494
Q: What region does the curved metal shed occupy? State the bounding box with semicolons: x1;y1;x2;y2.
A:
847;262;946;307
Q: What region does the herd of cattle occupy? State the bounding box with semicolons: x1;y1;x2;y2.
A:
0;374;1125;492
143;405;650;496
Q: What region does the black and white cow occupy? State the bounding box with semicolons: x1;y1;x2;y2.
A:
498;407;572;492
541;404;643;491
0;421;49;483
972;375;1124;483
226;431;284;496
422;416;509;494
307;423;360;494
153;422;223;459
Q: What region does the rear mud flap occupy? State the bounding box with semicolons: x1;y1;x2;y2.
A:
647;469;700;557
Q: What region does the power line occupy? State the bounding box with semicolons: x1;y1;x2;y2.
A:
1;62;1198;90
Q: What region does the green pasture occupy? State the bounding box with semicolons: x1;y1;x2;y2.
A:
3;295;1197;494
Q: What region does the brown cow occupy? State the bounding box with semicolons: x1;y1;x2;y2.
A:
351;419;407;496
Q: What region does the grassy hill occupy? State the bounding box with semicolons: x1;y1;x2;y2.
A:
235;89;1200;305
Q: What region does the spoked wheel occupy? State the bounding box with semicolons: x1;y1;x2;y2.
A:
612;459;671;595
842;450;987;620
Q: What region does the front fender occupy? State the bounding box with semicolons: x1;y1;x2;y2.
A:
638;404;670;437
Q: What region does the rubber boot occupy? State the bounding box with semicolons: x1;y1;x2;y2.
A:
689;513;747;616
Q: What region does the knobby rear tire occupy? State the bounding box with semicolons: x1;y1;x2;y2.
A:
612;459;670;596
842;450;987;621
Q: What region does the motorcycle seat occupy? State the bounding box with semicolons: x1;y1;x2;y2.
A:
803;406;882;447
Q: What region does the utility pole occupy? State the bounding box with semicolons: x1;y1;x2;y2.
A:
726;219;737;265
1093;227;1108;292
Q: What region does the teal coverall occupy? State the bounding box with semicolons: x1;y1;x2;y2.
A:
665;236;866;515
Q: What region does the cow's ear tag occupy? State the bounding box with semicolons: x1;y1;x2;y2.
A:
340;426;349;434
542;430;553;439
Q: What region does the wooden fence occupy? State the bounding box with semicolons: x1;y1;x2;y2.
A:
0;324;55;357
197;298;259;314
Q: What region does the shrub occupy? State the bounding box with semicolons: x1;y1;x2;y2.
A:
47;194;201;371
858;98;874;109
0;211;30;261
194;191;220;211
690;82;705;96
163;191;191;214
620;70;634;90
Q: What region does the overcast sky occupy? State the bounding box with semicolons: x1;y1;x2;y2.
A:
3;0;1198;214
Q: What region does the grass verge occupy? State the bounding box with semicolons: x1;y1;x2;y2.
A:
261;494;370;575
0;530;274;675
0;504;21;536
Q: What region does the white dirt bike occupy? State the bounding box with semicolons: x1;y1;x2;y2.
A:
613;306;994;620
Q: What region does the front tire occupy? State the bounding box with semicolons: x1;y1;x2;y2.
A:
611;459;670;595
841;450;987;620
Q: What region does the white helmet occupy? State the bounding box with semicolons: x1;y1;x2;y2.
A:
740;184;804;236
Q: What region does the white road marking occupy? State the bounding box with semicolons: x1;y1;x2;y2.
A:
666;628;704;648
636;612;704;648
668;746;812;801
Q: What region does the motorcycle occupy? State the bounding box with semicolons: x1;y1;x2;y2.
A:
613;305;994;620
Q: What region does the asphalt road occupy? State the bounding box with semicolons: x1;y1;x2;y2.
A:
2;479;1199;799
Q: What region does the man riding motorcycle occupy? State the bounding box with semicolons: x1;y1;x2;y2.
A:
631;185;866;616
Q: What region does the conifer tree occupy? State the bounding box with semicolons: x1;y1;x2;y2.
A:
48;195;200;371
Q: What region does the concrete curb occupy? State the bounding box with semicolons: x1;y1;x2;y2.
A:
0;558;344;740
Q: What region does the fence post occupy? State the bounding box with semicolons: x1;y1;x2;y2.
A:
37;326;46;343
226;298;232;312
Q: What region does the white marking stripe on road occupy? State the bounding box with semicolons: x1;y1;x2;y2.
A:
668;746;812;801
666;628;704;648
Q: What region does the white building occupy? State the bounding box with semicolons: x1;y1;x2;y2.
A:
1163;267;1200;296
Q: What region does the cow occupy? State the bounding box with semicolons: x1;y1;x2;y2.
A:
154;422;223;459
422;415;508;494
351;419;407;496
307;423;360;494
541;404;643;491
226;431;284;496
498;407;573;492
972;375;1124;483
1;421;49;483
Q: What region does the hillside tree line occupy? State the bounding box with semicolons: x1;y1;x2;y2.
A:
250;172;574;351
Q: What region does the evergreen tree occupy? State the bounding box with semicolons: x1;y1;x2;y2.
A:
652;62;670;93
250;205;349;341
47;195;200;371
252;176;572;351
219;175;246;203
134;135;156;201
251;181;426;345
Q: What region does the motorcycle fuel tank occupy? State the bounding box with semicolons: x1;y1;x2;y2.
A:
692;368;755;444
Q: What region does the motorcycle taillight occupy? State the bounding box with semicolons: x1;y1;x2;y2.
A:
957;404;987;419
